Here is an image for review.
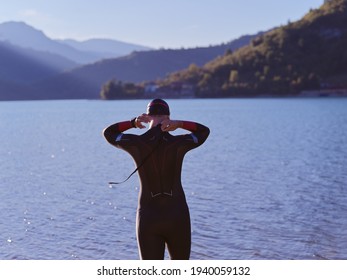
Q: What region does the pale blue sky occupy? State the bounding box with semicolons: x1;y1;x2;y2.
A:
0;0;324;49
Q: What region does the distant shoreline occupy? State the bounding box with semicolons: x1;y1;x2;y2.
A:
1;93;347;102
299;89;347;97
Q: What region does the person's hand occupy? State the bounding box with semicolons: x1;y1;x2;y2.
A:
161;119;182;132
135;114;150;129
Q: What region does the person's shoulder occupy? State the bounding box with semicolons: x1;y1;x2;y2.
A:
167;132;191;142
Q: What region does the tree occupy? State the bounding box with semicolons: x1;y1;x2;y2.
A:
229;70;239;83
188;63;199;73
225;49;233;56
100;79;121;100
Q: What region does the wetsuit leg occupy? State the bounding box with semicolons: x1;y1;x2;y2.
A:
137;232;165;260
137;211;166;260
137;199;191;260
165;204;191;260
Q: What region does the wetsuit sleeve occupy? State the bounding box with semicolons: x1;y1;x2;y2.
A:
180;121;210;147
103;120;135;147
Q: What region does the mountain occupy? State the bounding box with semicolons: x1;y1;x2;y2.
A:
0;40;78;82
0;21;98;64
0;21;154;100
0;21;151;64
0;78;35;101
31;33;261;99
157;0;347;97
57;38;152;59
0;40;77;100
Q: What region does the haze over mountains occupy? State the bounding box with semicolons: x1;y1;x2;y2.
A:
0;21;259;100
0;21;152;64
58;38;153;60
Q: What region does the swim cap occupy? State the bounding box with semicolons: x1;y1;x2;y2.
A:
146;99;170;115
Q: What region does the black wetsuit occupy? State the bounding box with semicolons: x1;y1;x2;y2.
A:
103;120;210;259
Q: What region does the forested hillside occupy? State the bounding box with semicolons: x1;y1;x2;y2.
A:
155;0;347;97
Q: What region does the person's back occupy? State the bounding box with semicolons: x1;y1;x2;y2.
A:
103;99;210;259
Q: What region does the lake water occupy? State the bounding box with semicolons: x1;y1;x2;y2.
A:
0;98;347;260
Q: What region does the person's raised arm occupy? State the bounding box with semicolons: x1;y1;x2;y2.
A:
160;119;210;145
103;114;150;146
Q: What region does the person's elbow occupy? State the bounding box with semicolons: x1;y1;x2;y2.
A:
103;127;114;145
202;125;210;142
205;126;210;137
196;126;210;145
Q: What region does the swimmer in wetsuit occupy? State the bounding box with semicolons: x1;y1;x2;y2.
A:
103;99;210;260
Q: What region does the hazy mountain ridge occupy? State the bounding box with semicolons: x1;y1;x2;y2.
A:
0;22;97;64
0;21;152;64
58;38;152;58
0;77;35;100
0;21;154;100
0;41;76;83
